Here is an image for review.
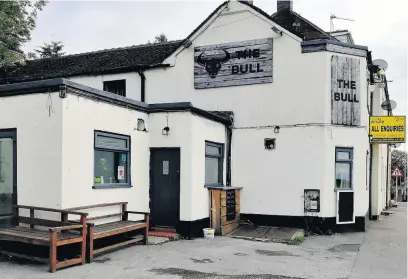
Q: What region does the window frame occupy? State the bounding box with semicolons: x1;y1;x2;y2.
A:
103;79;126;97
93;130;131;189
204;141;224;187
335;147;353;190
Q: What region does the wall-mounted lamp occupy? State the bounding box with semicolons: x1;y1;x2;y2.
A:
264;138;276;150
136;118;146;132
162;126;170;136
274;126;280;133
271;26;283;36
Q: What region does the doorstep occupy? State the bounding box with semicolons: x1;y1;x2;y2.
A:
148;230;180;243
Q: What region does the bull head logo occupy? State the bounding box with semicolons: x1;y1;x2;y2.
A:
196;49;230;79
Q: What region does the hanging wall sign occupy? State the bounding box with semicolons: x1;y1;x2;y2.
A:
369;116;406;143
331;55;361;126
194;38;273;89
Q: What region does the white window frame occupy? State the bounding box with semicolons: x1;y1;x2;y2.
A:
93;131;131;189
335;147;353;190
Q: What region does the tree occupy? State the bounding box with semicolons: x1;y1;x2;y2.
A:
391;149;407;183
154;33;168;43
147;33;168;44
29;41;65;59
0;0;48;67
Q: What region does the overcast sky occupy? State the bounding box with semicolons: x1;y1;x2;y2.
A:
25;0;407;149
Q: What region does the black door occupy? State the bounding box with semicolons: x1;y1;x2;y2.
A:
337;190;354;224
0;129;17;227
150;148;180;228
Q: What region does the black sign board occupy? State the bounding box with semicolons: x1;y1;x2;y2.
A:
226;189;236;221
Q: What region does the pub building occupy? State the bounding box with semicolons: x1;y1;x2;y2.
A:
0;0;391;239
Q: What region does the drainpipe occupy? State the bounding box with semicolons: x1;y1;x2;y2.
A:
138;70;146;102
226;126;232;186
367;51;375;220
368;92;373;220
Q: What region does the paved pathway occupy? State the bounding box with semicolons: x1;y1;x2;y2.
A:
348;203;407;279
0;205;406;279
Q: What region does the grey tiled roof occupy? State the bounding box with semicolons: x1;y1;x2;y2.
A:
270;9;335;41
0;40;183;84
0;1;335;84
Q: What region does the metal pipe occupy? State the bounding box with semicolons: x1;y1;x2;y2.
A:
226;126;232;186
138;71;146;102
367;51;374;220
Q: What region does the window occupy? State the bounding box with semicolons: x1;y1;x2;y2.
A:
103;80;126;97
335;148;353;189
205;141;224;186
94;131;130;188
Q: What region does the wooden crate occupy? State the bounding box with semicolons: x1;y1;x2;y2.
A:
208;186;242;235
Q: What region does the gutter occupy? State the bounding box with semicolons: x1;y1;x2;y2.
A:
0;64;171;85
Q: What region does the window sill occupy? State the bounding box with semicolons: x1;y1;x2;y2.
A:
334;188;354;192
204;183;224;188
205;185;243;190
93;184;133;189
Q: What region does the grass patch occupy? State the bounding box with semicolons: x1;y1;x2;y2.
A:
287;235;305;245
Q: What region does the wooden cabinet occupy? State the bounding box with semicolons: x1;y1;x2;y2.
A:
207;186;242;235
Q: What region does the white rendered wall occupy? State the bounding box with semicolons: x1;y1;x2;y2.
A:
69;72;142;101
61;94;150;219
370;84;389;216
149;112;226;221
55;0;378;219
0;93;63;210
148;112;193;221
321;52;369;218
190;115;226;220
144;1;371;218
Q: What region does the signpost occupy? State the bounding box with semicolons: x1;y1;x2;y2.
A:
369;116;406;143
391;167;403;202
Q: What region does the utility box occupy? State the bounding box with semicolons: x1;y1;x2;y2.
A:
207;186;242;235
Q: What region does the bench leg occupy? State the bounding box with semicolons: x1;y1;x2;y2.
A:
87;225;94;263
49;231;57;273
144;216;149;245
81;218;87;265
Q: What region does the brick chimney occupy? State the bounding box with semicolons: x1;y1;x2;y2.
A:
277;0;293;12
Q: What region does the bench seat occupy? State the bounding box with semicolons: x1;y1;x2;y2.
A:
93;220;147;239
0;226;82;245
0;205;88;273
66;202;149;262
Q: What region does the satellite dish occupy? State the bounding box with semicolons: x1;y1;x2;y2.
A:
381;99;397;111
373;59;388;70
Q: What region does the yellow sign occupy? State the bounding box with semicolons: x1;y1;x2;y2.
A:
369;116;406;143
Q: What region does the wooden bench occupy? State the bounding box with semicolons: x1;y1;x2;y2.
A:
0;205;88;273
66;202;149;262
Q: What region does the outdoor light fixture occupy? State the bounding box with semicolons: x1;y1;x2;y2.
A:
162;126;170;136
274;126;280;133
271;26;283;36
136;118;146;131
162;114;170;136
264;138;276;150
